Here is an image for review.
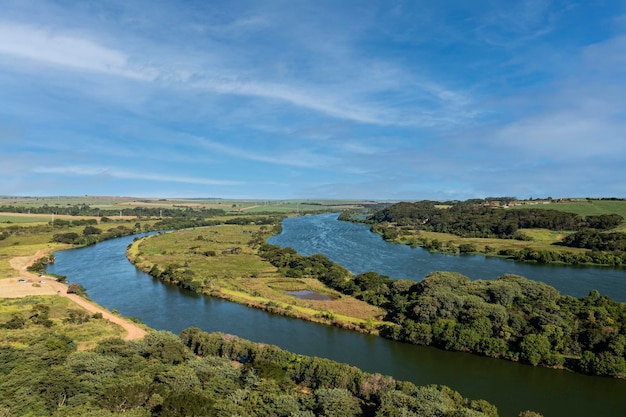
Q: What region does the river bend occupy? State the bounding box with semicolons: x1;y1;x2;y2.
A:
47;224;626;417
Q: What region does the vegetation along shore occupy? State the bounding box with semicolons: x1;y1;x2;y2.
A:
3;195;626;415
1;197;531;416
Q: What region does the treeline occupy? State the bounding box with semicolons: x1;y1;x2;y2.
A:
152;217;223;230
498;246;626;266
0;309;514;416
224;215;284;225
367;201;623;239
258;244;626;377
560;230;626;251
0;221;142;247
51;224;142;246
48;215;258;246
0;219;97;242
148;214;283;231
146;258;201;293
0;203;225;218
499;230;626;265
180;328;509;417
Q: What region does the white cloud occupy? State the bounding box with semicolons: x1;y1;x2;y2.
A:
582;34;626;75
490;112;626;159
0;16;476;129
0;21;155;80
192;136;337;168
33;165;242;186
473;0;567;47
479;32;626;160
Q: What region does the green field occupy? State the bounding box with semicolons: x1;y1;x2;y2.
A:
0;196;376;215
513;199;626;218
0;296;125;350
0;214;51;224
393;227;588;257
0;196;137;209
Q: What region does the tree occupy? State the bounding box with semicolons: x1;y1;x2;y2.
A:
140;331;188;365
315;388;361;417
52;232;80;244
83;225;102;236
66;283;86;296
159;391;214;416
519;334;551;366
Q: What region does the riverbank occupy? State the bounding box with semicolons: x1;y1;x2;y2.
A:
44;225;626;417
1;247;148;341
356;214;626;268
126;217;626;379
127;229;387;334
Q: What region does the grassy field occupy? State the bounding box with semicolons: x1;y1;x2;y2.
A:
0;218;159;279
392;227;590;259
512;199;626;218
0;214;52;224
380;199;626;257
0;196;377;215
130;222;386;329
0;196;138;209
0;296;125;350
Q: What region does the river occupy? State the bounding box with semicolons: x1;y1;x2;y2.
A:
47;222;626;417
268;213;626;301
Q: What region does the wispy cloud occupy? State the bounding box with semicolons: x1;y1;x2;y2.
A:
0;21;155;80
33;165;243;187
191;136;337;168
0;16;476;129
473;0;568;47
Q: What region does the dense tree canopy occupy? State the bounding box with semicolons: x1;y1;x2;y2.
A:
0;305;508;417
258;243;626;377
366;201;623;239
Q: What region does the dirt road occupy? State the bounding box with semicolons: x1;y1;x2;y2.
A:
1;250;147;341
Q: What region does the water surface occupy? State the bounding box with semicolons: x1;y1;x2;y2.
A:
268;213;626;301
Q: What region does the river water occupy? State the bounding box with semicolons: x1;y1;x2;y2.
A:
268;213;626;301
47;222;626;417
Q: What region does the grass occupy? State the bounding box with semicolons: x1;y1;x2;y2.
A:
512;199;626;218
130;222;386;328
266;279;309;291
0;219;158;279
0;242;63;279
394;228;589;256
0;195;376;215
0;296;125;350
0;214;51;224
388;200;626;258
0;196;138;209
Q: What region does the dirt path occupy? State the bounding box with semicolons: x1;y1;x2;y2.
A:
2;250;147;341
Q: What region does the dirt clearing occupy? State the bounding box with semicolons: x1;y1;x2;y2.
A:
1;250;147;340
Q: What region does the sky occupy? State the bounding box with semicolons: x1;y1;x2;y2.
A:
1;0;625;201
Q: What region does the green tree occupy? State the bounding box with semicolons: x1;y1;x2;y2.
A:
519;334;551;366
315;388;361;417
83;225;102;236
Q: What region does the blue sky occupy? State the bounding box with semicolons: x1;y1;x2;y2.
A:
1;0;625;200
